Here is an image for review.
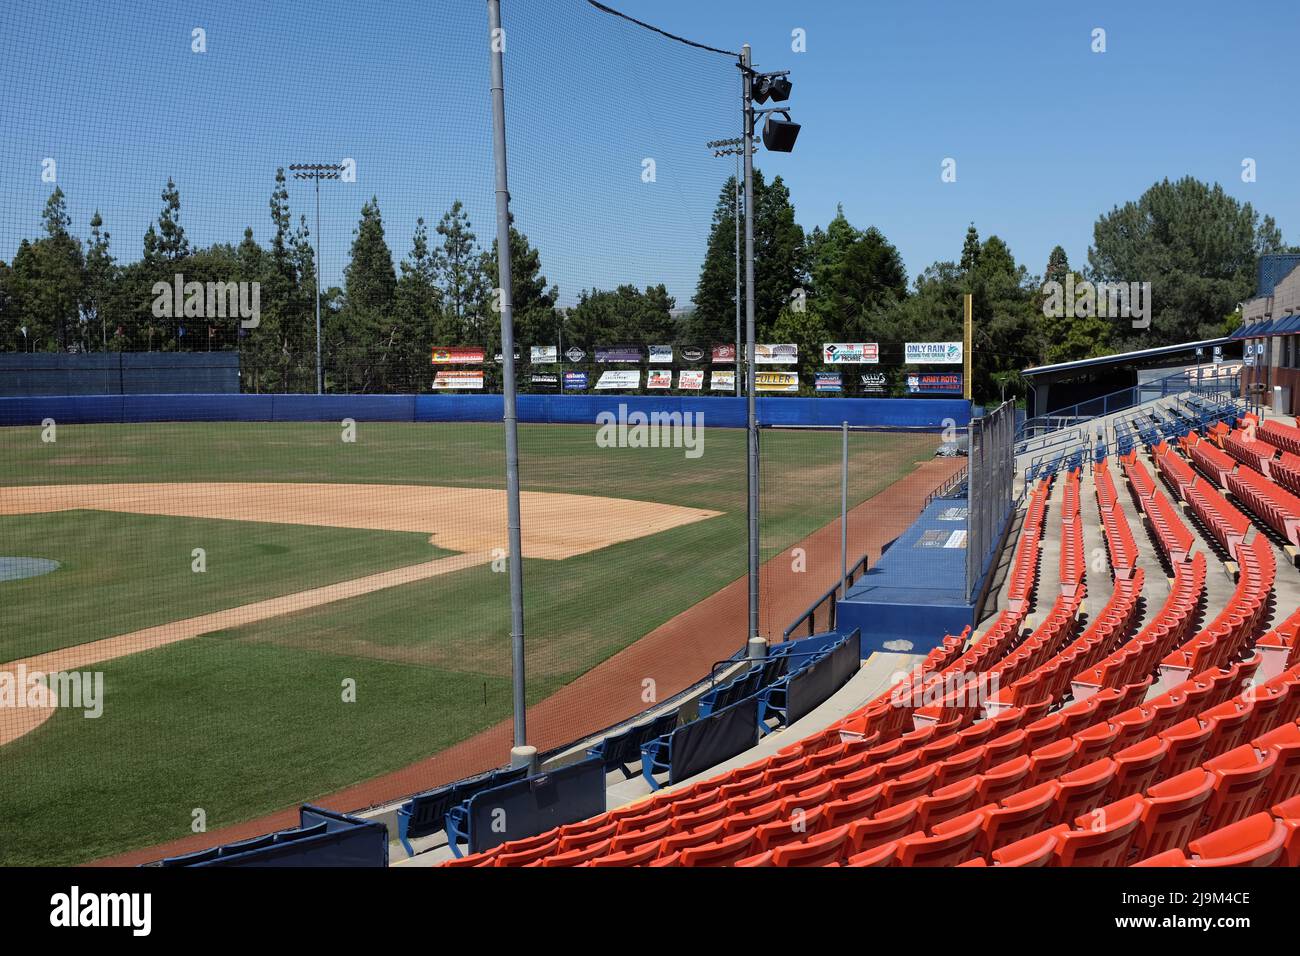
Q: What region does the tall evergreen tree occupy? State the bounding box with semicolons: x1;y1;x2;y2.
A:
83;210;116;350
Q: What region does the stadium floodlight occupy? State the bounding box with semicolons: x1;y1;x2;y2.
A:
289;163;344;395
761;111;801;152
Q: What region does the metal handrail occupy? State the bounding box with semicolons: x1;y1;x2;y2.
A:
780;552;870;641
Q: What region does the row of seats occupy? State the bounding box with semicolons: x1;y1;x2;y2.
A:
1225;428;1275;478
1181;461;1252;561
1006;477;1051;613
1071;554;1205;696
1095;461;1138;576
991;573;1142;711
1274;452;1300;499
1260;419;1300;458
1159;533;1274;685
1184;431;1236;488
1123;453;1196;564
1135;794;1300;867
1228;464;1300;550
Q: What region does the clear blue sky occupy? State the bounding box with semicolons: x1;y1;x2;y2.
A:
2;0;1297;307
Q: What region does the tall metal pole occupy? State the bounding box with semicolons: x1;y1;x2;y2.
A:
840;420;848;596
742;44;760;647
734;141;741;397
314;177;323;395
487;0;530;764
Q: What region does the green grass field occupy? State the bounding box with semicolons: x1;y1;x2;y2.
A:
0;421;938;865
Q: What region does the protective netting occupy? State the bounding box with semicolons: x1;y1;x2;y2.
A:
0;0;949;866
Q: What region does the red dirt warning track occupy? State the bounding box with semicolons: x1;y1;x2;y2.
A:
90;456;963;866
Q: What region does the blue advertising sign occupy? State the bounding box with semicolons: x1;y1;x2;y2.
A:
563;371;588;390
906;372;963;394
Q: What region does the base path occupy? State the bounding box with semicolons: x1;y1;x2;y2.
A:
91;456;963;866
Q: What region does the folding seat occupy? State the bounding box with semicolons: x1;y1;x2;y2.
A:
1020;697;1054;723
754;810;826;853
988;708;1027;736
608;819;673;854
1131;849;1190;867
829;764;883;797
1053;759;1118;825
1057;794;1146;866
557;817;618;849
1136;770;1215;857
1112;707;1156;750
659;819;728;859
586;840;663;866
721;798;783;837
1252;722;1300;807
845;799;922;855
612;802;671;831
896;812;984;867
917;777;981;830
983;729;1029;766
1058;697;1101;737
935;745;986;788
1273;794;1300;867
1147;695;1190;734
1184;813;1288;867
1203;745;1279;835
819;784;883;831
539;838;614;867
881;764;938;808
1119;678;1153;711
984;782;1059;852
920;732;963;765
774;765;828;797
493;837;562;867
1243;684;1290;742
844;841;897;866
879;748;924;779
677;829;757;867
822;750;872;779
1028;738;1080;784
722;783;781;815
990;827;1065;866
977;755;1033;805
1200;699;1255;758
1159;718;1216;776
1108;736;1171;803
671;802;729;834
1073;721;1121;767
761;757;811;787
956;720;996;749
765;825;851;867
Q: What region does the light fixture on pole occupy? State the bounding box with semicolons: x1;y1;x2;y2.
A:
706;136;755;398
289;163;343;395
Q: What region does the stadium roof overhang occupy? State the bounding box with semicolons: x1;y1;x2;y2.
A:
1022;337;1236;379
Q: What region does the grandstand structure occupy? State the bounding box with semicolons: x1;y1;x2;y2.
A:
153;387;1300;868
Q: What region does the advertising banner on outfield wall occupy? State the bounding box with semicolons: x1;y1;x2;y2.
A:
904;341;963;364
432;346;485;364
906;372;963;394
432;370;484;389
710;370;736;391
646;370;672;389
755;370;799;392
494;349;521;364
815;372;843;392
595;347;642;363
678;370;704;390
860;371;888;394
822;343;878;364
711;344;736;364
563;371;588;390
530;345;557;364
755;343;798;365
595;369;641;390
648;345;673;363
530;373;559;387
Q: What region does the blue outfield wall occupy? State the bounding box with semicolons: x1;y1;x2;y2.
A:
0;393;970;429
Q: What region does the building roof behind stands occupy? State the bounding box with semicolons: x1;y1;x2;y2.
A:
1022;337;1234;378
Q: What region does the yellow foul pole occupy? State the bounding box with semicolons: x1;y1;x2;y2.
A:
963;293;973;401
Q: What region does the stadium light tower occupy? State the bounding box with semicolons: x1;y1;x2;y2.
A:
706;135;753;397
738;45;800;651
289;163;343;394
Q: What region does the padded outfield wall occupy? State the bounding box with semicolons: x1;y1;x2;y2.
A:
0;393;971;428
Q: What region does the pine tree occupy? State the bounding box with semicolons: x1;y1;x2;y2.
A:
156;177;189;261
84;210;116;350
959;223;981;272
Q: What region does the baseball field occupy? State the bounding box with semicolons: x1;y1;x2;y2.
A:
0;420;940;865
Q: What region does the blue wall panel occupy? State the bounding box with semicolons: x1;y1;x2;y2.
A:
0;393;971;429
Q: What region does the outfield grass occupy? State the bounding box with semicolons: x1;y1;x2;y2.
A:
0;421;938;864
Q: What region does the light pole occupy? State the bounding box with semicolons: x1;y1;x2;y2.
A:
738;46;799;650
706;136;751;396
486;0;531;769
289;163;343;394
